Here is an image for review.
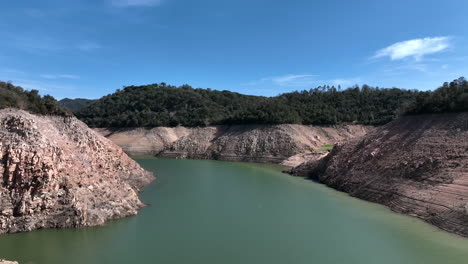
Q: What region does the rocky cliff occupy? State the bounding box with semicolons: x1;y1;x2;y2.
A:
296;113;468;237
0;109;154;234
96;125;369;165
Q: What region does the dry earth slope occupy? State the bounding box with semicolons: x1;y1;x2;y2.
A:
299;113;468;237
0;109;154;234
0;260;17;264
97;124;369;165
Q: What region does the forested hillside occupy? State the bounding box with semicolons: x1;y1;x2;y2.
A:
4;77;466;127
405;77;468;114
59;98;96;113
278;86;418;125
0;81;68;116
76;83;421;127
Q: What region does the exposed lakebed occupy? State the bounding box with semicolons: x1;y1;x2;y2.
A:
1;158;468;264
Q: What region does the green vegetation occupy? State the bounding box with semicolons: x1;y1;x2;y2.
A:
0;81;69;116
317;144;334;152
405;77;468;114
59;98;96;113
4;77;465;125
76;83;421;127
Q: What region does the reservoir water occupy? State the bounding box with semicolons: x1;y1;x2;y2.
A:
1;158;468;264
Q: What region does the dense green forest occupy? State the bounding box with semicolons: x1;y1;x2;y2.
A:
4;77;465;126
0;81;68;116
405;77;468;114
59;98;95;113
76;83;422;127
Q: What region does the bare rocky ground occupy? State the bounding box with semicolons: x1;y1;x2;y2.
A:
292;113;468;237
0;260;18;264
0;109;154;235
97;124;369;165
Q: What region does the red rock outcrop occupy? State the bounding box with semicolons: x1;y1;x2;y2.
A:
0;109;154;234
300;113;468;237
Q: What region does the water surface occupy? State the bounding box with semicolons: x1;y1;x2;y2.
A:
1;158;468;264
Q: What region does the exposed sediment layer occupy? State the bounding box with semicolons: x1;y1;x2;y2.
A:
296;113;468;237
96;124;369;165
0;109;154;234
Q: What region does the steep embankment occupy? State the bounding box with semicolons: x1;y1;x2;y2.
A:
297;113;468;237
0;109;154;234
96;125;369;165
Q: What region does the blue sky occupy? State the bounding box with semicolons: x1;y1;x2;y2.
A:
1;0;467;99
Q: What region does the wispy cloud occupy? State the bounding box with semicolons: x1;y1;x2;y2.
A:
77;41;101;51
0;68;26;76
401;63;428;72
330;78;362;87
374;37;451;61
272;74;317;86
0;68;77;97
110;0;163;7
243;74;317;87
8;39;96;55
11;35;64;53
383;63;429;75
13;79;53;92
5;78;76;95
40;74;80;80
243;74;361;88
3;31;101;54
241;77;270;86
24;8;46;18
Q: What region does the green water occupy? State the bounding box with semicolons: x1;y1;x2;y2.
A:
1;158;468;264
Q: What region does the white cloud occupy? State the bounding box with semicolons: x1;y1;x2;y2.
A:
4;32;101;54
8;79;74;94
111;0;163;7
40;74;80;80
374;37;451;61
0;69;77;98
272;74;317;86
241;77;270;86
383;63;429;74
243;74;362;88
11;35;64;53
13;80;52;92
403;63;428;72
243;74;317;87
330;78;362;87
0;68;26;76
